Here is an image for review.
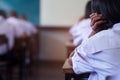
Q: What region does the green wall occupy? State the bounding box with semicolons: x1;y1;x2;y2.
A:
0;0;39;25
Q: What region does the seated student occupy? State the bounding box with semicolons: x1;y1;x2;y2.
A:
69;0;92;46
0;10;27;80
7;11;37;38
0;10;15;55
19;14;38;64
68;0;120;80
19;14;37;36
6;10;25;38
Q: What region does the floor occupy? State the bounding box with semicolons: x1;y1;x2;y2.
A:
0;60;88;80
24;61;65;80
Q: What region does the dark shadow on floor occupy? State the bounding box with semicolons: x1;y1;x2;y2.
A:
24;61;65;80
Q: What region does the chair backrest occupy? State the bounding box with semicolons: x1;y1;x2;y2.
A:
0;35;9;51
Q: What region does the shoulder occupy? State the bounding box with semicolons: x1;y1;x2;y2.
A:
77;18;91;26
79;29;119;54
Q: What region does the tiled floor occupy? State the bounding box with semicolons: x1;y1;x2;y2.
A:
24;61;65;80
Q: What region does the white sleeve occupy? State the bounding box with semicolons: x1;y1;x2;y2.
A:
14;26;24;38
71;31;119;76
71;31;110;74
72;48;94;74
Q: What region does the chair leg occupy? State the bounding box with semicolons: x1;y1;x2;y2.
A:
65;73;89;80
6;64;12;80
65;73;73;80
74;75;84;80
74;77;81;80
0;75;3;80
19;62;24;80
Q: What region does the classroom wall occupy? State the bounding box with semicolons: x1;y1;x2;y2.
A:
39;0;89;61
0;0;39;24
39;27;70;61
40;0;89;26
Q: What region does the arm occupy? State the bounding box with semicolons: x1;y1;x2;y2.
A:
67;47;94;74
71;49;94;74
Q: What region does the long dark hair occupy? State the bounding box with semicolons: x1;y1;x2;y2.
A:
0;10;7;18
9;10;18;18
91;0;120;30
84;0;92;19
78;1;92;21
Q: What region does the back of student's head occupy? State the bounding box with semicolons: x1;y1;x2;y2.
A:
78;0;92;21
84;0;92;19
9;10;18;18
20;14;28;20
0;10;7;18
91;0;120;29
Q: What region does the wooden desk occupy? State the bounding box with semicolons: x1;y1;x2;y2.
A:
62;59;90;80
65;42;76;58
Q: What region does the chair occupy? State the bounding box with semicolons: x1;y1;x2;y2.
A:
13;33;39;78
13;35;28;80
0;35;13;80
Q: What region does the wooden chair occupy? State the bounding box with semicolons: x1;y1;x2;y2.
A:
31;32;40;62
13;33;38;78
13;35;28;80
0;35;13;80
0;34;33;80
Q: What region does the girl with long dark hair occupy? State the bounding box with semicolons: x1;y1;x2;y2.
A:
69;0;120;80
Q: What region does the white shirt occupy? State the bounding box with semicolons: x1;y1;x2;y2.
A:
6;17;25;37
69;18;92;46
19;19;37;36
72;23;120;80
0;16;15;54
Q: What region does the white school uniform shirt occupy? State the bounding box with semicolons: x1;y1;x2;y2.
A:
6;17;25;38
69;18;92;46
19;19;37;36
0;16;15;54
72;23;120;80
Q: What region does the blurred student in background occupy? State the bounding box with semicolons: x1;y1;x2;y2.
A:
19;14;37;36
6;10;25;38
7;10;37;37
19;14;38;64
69;0;92;46
0;10;15;59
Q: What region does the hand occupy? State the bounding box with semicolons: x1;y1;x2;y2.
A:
90;13;106;32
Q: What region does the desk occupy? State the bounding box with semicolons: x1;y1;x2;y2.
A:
62;59;90;80
65;42;76;58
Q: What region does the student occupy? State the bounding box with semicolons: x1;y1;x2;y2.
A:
6;10;25;37
69;0;120;80
19;14;38;64
0;10;15;55
69;0;92;46
19;14;37;36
